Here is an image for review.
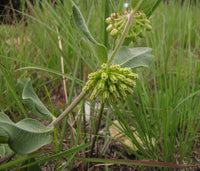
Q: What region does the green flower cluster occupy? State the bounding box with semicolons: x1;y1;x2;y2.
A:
106;10;152;43
83;63;138;103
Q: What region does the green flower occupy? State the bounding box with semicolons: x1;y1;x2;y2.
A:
82;63;138;102
106;10;152;44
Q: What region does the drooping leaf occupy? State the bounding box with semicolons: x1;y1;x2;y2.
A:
111;46;155;68
17;78;55;121
131;0;162;17
0;112;53;155
72;2;107;64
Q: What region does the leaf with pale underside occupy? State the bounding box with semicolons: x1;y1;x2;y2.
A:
71;1;107;64
0;112;53;155
111;46;155;69
18;78;55;121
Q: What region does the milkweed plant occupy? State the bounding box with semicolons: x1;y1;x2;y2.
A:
0;0;160;165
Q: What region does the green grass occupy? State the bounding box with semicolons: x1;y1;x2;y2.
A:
112;0;200;163
0;0;199;170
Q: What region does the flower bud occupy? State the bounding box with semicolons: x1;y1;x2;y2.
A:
97;80;105;90
106;24;114;32
127;73;138;79
110;74;118;83
90;87;100;100
106;17;112;24
126;87;133;94
109;64;120;71
119;68;132;74
145;24;152;31
101;90;110;102
115;73;126;81
100;63;108;71
124;78;136;87
110;29;119;37
111;12;118;18
101;72;108;80
109;84;117;93
88;71;100;80
118;83;127;91
120;90;127;98
83;79;96;92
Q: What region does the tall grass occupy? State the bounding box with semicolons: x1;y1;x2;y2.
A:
111;0;200;164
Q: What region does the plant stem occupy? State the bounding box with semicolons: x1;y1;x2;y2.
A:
48;91;87;127
104;0;109;47
107;0;143;65
89;103;105;157
107;11;134;65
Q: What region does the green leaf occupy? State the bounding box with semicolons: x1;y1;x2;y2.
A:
0;112;53;155
72;2;107;64
0;144;12;158
0;128;9;143
131;0;161;17
18;78;55;121
111;46;155;68
80;39;107;68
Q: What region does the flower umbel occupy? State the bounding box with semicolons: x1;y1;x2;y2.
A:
83;63;138;102
106;10;152;44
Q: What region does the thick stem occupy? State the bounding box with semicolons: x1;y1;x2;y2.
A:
107;10;134;65
48;91;87;127
89;103;105;157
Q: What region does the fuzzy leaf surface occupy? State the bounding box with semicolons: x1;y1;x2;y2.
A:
0;112;53;155
72;2;107;64
111;46;155;68
18;78;55;121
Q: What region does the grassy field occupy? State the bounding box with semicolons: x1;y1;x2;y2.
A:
0;0;199;170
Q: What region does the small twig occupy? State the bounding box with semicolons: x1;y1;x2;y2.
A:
55;25;68;105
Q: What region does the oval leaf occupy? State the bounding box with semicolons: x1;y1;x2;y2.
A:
18;78;55;121
72;2;107;64
0;112;53;155
111;46;155;68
